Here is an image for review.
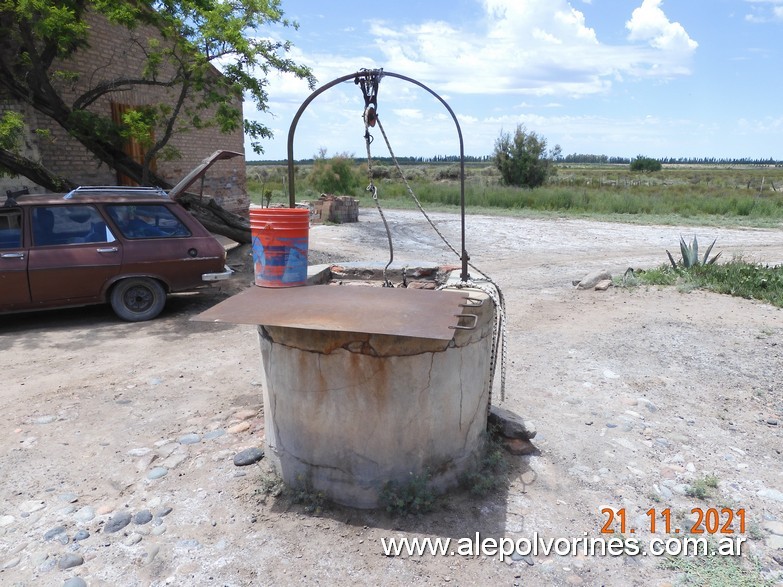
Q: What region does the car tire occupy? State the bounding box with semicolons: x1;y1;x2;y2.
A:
110;277;167;322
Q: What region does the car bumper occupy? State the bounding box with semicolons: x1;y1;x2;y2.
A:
202;266;234;282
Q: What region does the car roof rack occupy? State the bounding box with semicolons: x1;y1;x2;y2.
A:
63;185;169;199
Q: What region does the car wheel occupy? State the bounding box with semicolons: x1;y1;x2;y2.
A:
110;277;167;322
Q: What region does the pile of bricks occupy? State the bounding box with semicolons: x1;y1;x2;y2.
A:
312;194;359;224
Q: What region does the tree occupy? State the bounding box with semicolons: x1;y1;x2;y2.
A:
630;155;662;172
308;150;361;195
492;124;560;188
0;0;315;192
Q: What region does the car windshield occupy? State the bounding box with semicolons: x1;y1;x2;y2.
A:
106;204;191;239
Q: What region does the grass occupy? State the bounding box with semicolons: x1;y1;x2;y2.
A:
634;261;783;308
246;162;783;229
660;543;774;587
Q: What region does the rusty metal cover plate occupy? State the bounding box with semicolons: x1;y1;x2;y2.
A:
193;284;470;340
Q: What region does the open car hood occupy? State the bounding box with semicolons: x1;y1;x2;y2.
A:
167;150;243;200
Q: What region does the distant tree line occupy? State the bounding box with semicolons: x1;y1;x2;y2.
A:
250;153;782;167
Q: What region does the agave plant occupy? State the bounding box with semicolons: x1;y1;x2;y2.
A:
667;236;722;269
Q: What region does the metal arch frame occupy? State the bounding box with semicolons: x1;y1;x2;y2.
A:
286;69;470;282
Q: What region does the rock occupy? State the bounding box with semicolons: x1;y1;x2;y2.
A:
144;545;160;566
57;553;84;570
104;511;132;534
503;438;537;456
19;500;46;514
575;270;612;290
234;447;265;466
227;421;251;434
58;493;78;503
43;525;67;541
178;433;201;445
203;429;225;440
155;506;173;518
63;578;88;587
74;506;95;523
488;405;536;439
767;535;783;550
133;510;153;525
594;279;613;291
762;521;783;536
234;409;258;420
2;557;21;570
147;467;168;480
73;530;90;541
124;533;143;546
0;515;14;527
757;489;783;502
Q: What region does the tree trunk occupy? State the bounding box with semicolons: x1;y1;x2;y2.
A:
178;192;251;244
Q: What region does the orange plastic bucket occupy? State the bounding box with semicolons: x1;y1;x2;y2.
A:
249;208;310;287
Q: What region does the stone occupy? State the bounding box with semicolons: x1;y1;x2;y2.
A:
124;533;143;546
74;506;95;523
234;447;265;466
43;525;67;541
575;270;612;290
234;409;258;420
73;530;90;542
503;438;537;456
203;429;225;440
227;421;251;434
757;489;783;502
488;405;537;439
133;510;153;525
594;279;613;291
178;433;201;445
19;500;46;514
762;521;783;536
63;578;88;587
147;467;168;480
57;554;84;570
103;511;132;534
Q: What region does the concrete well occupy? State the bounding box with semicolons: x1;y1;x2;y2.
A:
257;278;496;508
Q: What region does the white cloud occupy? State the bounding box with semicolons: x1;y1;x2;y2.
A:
626;0;698;52
359;0;697;98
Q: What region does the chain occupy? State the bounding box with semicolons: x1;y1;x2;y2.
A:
363;107;394;287
358;73;507;405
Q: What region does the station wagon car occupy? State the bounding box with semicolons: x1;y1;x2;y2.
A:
0;184;233;322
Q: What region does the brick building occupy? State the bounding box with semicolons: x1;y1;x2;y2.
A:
0;10;248;213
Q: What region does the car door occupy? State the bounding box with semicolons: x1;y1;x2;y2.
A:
27;204;123;305
0;207;29;309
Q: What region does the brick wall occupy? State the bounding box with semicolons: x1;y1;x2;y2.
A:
0;10;248;213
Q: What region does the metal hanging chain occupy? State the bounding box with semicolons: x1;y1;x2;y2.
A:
359;72;394;287
374;114;507;403
356;71;507;402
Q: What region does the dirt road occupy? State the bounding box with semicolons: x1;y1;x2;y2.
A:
1;210;782;586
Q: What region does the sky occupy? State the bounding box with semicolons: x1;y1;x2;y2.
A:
243;0;783;161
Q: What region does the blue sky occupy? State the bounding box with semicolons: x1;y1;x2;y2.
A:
244;0;783;161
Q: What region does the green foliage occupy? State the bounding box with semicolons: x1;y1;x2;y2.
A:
0;111;25;151
635;260;783;308
308;153;362;195
660;538;773;586
630;155;662;172
379;470;437;515
685;474;719;500
459;426;509;497
667;236;722;269
492;124;560;188
0;0;315;187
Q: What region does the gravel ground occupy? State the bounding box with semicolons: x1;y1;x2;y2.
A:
1;209;782;586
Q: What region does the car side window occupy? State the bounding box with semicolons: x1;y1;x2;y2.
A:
32;205;115;246
107;204;191;239
0;209;22;249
